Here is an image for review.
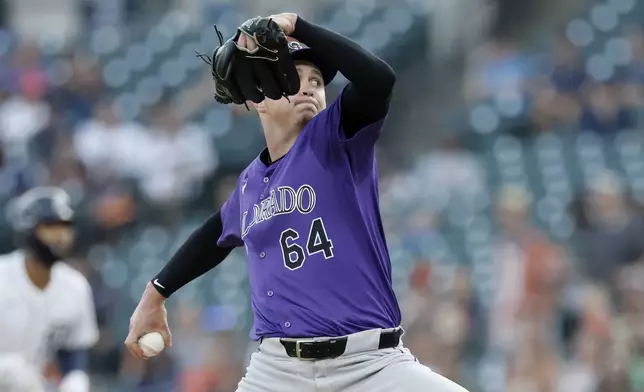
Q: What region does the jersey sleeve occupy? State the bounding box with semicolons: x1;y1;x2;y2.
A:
66;279;99;350
217;181;244;248
309;88;387;153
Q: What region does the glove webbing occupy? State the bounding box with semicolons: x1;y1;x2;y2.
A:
195;23;293;110
194;26;252;110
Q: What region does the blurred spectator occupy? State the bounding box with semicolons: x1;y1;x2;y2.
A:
171;300;217;392
557;284;611;392
30;105;72;165
463;38;532;102
11;41;47;85
0;67;50;159
414;135;486;204
531;83;581;133
0;142;39;204
401;208;439;261
90;181;137;233
489;186;566;391
138;101;217;209
579;82;635;133
621;26;644;125
45;134;87;193
403;265;472;384
624;25;644;84
549;37;587;95
431;268;472;382
48;54;106;129
575;171;644;305
531;37;585;133
73;98;148;181
400;263;433;329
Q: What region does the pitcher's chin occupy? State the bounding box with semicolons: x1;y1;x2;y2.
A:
295;107;318;126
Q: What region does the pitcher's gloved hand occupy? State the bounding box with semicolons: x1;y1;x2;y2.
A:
200;16;301;106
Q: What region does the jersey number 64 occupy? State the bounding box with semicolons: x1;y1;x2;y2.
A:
279;217;334;270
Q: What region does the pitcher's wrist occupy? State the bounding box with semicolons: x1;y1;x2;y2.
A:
144;282;167;304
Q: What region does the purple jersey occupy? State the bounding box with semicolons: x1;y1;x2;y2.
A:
218;92;401;339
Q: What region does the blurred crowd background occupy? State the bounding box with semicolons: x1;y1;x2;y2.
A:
2;0;644;391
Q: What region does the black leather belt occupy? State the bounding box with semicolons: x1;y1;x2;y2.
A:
280;328;403;360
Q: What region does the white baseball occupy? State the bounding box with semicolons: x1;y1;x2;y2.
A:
138;332;165;357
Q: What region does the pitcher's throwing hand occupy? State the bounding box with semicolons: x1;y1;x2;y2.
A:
124;282;172;361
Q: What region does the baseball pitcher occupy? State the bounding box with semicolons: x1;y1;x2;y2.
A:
126;13;469;392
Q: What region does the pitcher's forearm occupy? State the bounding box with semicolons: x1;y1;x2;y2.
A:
150;211;234;298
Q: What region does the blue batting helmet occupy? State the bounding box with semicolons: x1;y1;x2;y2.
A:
8;187;74;266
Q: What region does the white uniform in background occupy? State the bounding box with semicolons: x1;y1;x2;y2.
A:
0;250;99;377
0;353;45;392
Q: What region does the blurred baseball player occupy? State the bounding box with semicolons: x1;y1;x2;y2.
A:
0;353;46;392
0;187;99;392
126;12;469;392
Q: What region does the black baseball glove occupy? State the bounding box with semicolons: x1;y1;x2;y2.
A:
198;17;300;106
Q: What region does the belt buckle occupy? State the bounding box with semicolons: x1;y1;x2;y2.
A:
295;340;303;359
295;341;314;361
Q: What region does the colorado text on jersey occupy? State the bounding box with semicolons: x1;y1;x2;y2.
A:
241;184;316;238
